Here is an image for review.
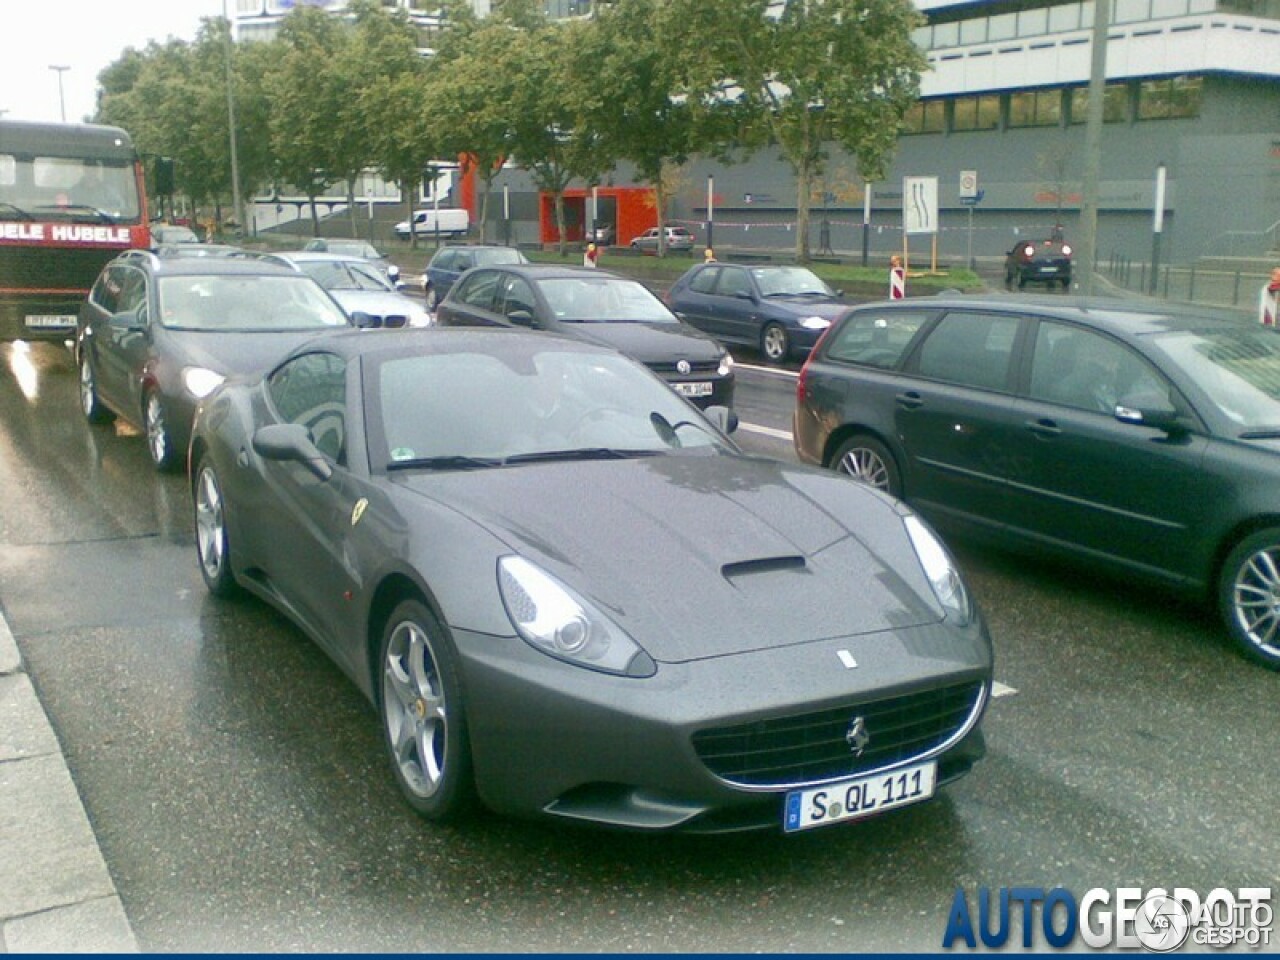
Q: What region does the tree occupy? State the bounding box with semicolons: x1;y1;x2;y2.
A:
688;0;927;261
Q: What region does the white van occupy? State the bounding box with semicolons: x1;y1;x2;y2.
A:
394;208;470;239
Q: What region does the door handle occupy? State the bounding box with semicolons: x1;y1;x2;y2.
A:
895;392;924;410
236;448;249;468
1026;419;1062;438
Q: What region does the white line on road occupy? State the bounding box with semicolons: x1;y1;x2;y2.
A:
739;422;793;441
992;681;1018;698
735;361;800;379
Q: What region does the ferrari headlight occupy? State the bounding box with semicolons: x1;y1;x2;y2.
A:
498;556;655;677
183;366;225;399
904;514;972;626
799;316;831;331
718;352;734;377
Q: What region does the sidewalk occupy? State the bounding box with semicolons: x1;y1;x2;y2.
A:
0;610;137;953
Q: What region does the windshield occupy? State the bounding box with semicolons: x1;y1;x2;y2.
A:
1153;326;1280;431
373;346;728;468
157;275;351;331
0;154;140;221
299;260;390;292
539;276;680;324
751;266;833;297
326;241;380;260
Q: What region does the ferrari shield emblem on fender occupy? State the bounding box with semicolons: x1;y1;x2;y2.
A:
351;498;369;527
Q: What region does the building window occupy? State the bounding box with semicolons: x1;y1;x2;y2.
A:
1114;0;1151;21
1070;82;1130;124
960;17;988;42
1048;3;1083;31
1010;90;1064;127
1138;76;1203;119
932;21;959;46
988;11;1018;40
901;100;946;134
1018;7;1049;36
952;94;1001;132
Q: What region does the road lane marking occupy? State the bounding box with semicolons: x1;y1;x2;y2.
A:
739;422;792;441
992;681;1018;698
735;361;800;379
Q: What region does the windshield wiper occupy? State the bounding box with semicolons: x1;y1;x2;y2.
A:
0;202;34;220
34;203;117;223
503;448;658;464
387;455;504;471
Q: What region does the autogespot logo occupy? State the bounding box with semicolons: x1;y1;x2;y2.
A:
941;886;1273;951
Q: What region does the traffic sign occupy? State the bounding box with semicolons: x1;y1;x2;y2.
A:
959;170;978;199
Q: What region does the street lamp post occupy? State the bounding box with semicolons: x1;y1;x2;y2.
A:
221;1;244;238
48;66;69;122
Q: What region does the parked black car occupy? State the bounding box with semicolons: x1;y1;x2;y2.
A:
189;327;992;831
76;249;352;471
1005;232;1072;289
667;262;851;364
793;294;1280;669
435;264;735;409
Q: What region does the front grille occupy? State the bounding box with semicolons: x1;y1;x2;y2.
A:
692;680;984;788
648;359;721;376
0;246;118;293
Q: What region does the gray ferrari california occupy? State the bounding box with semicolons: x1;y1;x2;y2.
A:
189;328;992;833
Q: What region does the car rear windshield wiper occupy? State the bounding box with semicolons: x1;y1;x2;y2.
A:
387;455;504;471
503;448;659;464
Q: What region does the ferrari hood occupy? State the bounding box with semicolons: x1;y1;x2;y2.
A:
397;454;943;663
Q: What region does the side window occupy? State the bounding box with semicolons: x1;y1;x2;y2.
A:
456;270;501;311
1028;322;1169;414
716;268;752;298
432;249;455;271
916;311;1020;391
454;252;474;271
501;276;537;318
90;266;123;314
825;310;933;369
115;266;148;318
267;353;347;463
689;267;720;294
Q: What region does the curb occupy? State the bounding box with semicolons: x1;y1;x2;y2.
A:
0;609;139;953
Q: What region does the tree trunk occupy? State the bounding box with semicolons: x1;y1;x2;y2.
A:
795;160;813;263
347;179;359;237
309;193;320;236
554;192;567;258
654;179;667;258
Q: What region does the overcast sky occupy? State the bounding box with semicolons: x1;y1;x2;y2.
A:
2;1;225;124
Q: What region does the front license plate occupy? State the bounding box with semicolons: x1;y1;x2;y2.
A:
24;314;76;329
1038;266;1059;274
784;760;937;832
674;381;713;397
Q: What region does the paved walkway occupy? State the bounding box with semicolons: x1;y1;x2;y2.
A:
0;609;137;952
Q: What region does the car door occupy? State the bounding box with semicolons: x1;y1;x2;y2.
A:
1005;319;1211;574
712;265;763;345
434;268;505;326
255;351;366;665
895;309;1029;529
671;265;723;338
95;264;152;415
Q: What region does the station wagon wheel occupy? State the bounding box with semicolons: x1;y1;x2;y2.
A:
79;353;114;425
379;600;476;820
761;323;790;364
193;457;239;598
145;390;179;472
1218;529;1280;670
832;434;902;498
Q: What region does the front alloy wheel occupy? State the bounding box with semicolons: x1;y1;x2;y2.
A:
145;391;178;472
194;458;239;597
832;434;902;498
379;600;475;820
1219;529;1280;670
761;323;790;364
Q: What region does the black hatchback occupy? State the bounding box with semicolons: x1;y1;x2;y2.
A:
435;264;735;409
76;249;352;471
793;295;1280;670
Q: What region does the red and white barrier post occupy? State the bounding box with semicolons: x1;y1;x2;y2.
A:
889;255;906;300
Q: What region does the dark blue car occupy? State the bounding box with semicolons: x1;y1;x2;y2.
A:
666;262;851;364
423;244;527;311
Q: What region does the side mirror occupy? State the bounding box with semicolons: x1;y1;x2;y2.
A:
507;309;537;328
733;290;755;301
1114;395;1185;435
703;405;739;435
252;423;333;481
111;306;145;331
350;311;378;329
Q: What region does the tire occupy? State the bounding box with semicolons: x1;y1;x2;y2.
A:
1217;529;1280;670
1061;278;1071;291
79;352;114;425
831;434;902;498
378;600;476;820
1017;273;1027;290
761;322;790;364
193;456;240;598
144;389;180;473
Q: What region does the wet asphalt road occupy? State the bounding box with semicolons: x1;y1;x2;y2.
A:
0;339;1276;952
